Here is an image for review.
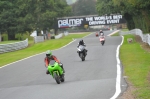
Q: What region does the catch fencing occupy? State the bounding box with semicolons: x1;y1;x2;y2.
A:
0;38;28;54
119;29;150;45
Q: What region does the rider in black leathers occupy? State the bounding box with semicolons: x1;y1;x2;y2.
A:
77;39;87;56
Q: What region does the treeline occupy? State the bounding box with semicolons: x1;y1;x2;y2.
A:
0;0;71;40
66;0;77;5
71;0;97;16
96;0;150;33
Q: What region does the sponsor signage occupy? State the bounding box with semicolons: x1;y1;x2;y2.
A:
57;15;126;28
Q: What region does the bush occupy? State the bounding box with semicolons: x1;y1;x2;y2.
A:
51;36;55;39
15;33;22;40
2;33;8;41
15;32;33;40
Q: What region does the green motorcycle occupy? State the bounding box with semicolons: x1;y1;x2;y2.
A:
47;60;65;84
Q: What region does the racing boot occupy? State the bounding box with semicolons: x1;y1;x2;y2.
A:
84;49;87;55
85;49;88;52
46;70;50;74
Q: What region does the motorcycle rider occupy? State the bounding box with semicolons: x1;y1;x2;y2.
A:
44;50;65;74
77;39;87;55
99;30;104;36
99;30;105;44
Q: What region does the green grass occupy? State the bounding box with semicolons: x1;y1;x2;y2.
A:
0;40;21;44
121;28;129;31
111;32;119;36
0;33;90;67
120;34;150;98
111;29;129;36
0;39;35;45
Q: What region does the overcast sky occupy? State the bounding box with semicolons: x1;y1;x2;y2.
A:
66;0;77;4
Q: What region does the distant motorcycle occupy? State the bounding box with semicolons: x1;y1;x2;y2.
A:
95;32;98;37
77;45;87;61
47;60;65;84
99;35;105;46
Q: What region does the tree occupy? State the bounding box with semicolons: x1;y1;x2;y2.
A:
0;0;18;40
0;0;72;40
71;0;97;16
96;0;150;32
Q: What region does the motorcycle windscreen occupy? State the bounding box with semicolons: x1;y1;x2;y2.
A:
49;60;56;65
79;45;85;51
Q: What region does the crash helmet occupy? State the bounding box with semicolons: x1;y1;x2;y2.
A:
80;39;83;42
79;39;83;44
46;50;52;57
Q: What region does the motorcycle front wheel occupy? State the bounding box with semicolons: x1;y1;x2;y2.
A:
80;53;85;61
53;72;60;84
82;57;85;61
60;74;65;82
101;41;104;45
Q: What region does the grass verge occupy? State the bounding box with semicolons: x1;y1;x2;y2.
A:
0;40;22;44
0;33;90;67
120;34;150;98
111;29;129;36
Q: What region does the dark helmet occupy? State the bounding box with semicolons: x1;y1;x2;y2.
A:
80;39;83;43
46;50;52;57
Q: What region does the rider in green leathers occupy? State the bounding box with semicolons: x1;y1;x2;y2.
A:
44;50;65;74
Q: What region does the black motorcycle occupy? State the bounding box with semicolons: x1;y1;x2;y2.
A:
77;45;87;61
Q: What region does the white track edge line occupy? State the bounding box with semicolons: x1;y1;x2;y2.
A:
110;36;124;99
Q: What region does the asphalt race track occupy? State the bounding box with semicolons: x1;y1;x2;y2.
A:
0;30;127;99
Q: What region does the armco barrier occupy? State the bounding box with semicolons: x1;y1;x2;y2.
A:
0;38;28;54
64;31;68;36
0;31;69;53
34;32;69;43
148;35;150;45
34;36;44;43
55;33;63;39
119;29;150;46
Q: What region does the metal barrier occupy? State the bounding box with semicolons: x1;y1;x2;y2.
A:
119;29;150;45
34;31;69;42
0;38;28;54
0;31;69;53
55;33;63;39
34;36;44;43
